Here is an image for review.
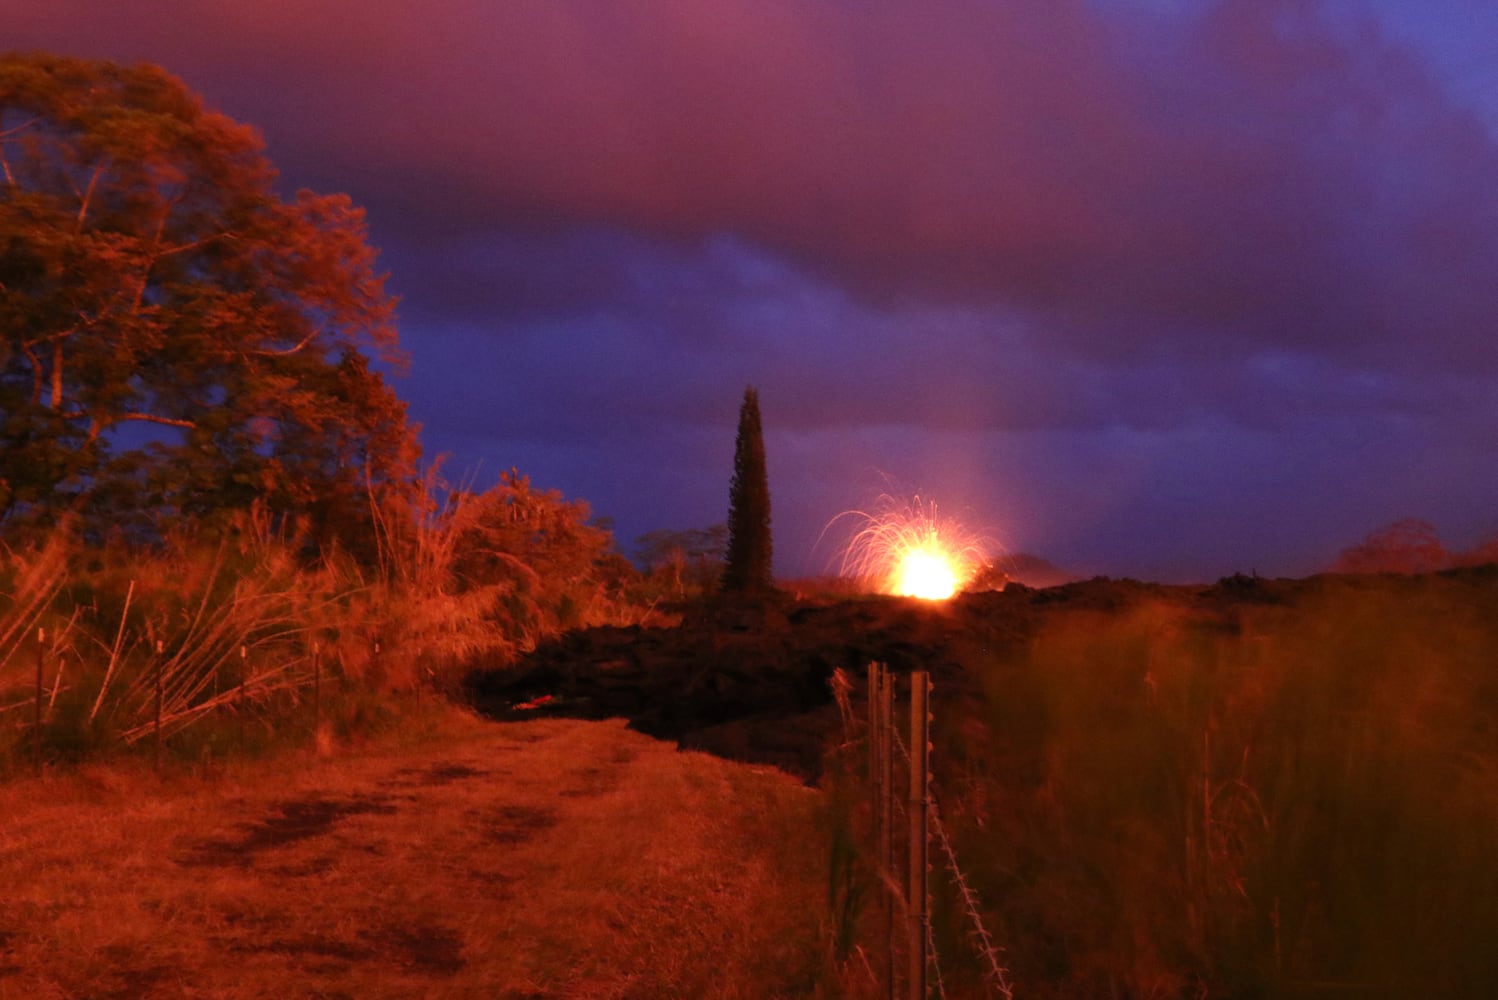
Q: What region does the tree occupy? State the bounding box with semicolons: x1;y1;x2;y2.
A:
0;53;416;552
636;524;727;597
721;386;773;592
1331;518;1450;575
1452;531;1498;569
437;471;638;643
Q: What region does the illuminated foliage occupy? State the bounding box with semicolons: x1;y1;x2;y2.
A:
402;470;640;654
1331;518;1450;575
0;53;416;552
452;474;631;616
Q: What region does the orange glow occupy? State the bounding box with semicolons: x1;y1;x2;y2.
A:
829;495;988;600
891;543;963;599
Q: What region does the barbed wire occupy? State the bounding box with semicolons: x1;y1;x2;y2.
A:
927;904;947;1000
929;788;1015;998
888;676;1014;999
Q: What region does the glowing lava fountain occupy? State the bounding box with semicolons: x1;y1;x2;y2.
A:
830;495;990;600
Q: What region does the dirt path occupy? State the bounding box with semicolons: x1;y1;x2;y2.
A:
0;715;828;999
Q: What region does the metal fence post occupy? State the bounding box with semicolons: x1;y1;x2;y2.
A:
313;641;322;729
908;670;931;1000
869;663;885;858
154;639;165;772
867;661;880;804
238;644;248;744
880;666;897;1000
34;627;45;776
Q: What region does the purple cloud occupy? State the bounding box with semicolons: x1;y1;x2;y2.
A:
8;0;1498;579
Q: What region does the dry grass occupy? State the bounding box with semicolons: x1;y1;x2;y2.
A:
0;709;829;999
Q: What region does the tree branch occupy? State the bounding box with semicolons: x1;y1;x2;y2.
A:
155;229;235;259
49;341;64;410
76;164;103;230
63;411;197;431
20;343;44;407
132;206;175;313
69;410;198;446
120;412;196;429
22;324;86;349
0;116;42;139
0;116;41;188
249;330;320;357
128;227;234;313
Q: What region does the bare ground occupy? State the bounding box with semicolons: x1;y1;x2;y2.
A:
0;713;829;999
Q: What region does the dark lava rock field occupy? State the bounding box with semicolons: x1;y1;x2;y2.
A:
463;575;1276;781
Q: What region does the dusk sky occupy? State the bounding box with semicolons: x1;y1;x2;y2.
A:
10;0;1498;581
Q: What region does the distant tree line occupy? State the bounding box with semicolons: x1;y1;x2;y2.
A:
635;524;727;597
1331;518;1498;575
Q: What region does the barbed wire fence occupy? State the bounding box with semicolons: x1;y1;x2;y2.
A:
839;661;1015;1000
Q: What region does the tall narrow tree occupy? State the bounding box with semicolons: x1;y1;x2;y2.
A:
722;386;773;592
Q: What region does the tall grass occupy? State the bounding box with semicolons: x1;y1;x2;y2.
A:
935;571;1498;998
0;526;71;761
2;514;378;766
365;468;664;690
2;473;660;773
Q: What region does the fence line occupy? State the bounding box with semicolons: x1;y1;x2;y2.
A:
867;661;895;997
34;627;45;776
929;783;1014;995
908;670;931;1000
861;660;1014;1000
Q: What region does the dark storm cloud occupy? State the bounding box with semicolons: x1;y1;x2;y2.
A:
403;228;1464;433
14;1;1498;365
8;0;1498;579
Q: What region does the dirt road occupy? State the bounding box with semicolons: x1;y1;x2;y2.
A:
0;715;827;999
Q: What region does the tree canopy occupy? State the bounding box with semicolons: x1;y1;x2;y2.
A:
635;523;726;597
0;52;416;551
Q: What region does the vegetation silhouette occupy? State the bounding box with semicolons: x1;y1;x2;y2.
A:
634;523;727;599
0;53;414;555
721;386;773;594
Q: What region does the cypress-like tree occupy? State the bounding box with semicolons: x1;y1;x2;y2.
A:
722;386;773;592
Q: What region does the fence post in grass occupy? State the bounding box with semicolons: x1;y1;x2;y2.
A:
868;662;882;849
908;670;931;1000
879;665;896;1000
239;644;249;744
866;662;888;996
312;641;322;729
34;627;45;776
154;639;165;773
